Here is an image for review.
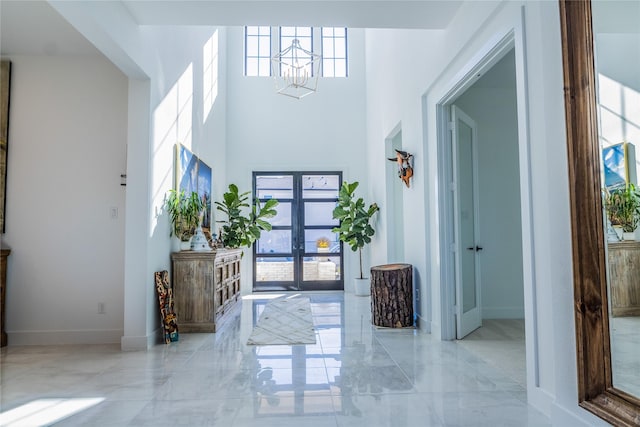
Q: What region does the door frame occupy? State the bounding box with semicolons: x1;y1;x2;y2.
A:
434;27;537;358
451;105;483;338
427;12;544;409
436;32;517;341
385;122;404;263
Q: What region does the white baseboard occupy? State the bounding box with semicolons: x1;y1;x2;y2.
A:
416;314;431;334
8;329;123;346
551;401;612;426
482;306;525;319
121;328;161;351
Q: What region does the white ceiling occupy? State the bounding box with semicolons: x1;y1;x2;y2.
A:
121;0;463;28
0;0;463;57
0;1;100;56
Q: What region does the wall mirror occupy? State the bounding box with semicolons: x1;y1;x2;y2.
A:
560;0;640;425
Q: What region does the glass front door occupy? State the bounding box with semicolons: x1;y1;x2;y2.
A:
253;172;344;291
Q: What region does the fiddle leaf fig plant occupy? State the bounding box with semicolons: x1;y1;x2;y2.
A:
332;181;380;279
165;189;204;242
215;184;279;249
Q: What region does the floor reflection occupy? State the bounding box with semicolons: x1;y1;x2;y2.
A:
611;316;640;396
0;292;550;426
248;294;412;419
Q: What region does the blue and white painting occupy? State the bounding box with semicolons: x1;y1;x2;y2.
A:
177;144;198;194
603;143;627;189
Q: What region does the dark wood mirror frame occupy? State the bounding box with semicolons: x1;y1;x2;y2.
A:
559;0;640;425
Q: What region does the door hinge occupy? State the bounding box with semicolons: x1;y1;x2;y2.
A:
450;243;457;253
449;181;456;192
448;121;455;131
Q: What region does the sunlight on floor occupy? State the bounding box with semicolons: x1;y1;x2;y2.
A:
0;397;104;426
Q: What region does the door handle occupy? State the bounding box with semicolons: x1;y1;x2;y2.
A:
466;246;483;252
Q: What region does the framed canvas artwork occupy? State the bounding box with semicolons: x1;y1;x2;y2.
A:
0;61;11;233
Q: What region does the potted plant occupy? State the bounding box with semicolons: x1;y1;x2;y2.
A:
332;181;380;296
604;184;640;240
215;184;279;249
165;189;204;250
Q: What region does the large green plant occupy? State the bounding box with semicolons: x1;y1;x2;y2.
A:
165;189;204;242
215;184;279;249
332;181;379;279
605;184;640;233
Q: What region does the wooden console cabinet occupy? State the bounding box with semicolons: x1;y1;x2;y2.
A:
171;248;242;332
608;241;640;317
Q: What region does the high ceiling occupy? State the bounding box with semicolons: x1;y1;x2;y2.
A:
0;0;463;56
0;1;99;55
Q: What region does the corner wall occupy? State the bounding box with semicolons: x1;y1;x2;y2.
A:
3;55;127;344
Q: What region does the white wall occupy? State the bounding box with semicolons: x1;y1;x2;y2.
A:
3;55;127;344
225;27;368;287
365;1;609;425
455;57;525;319
8;0;228;348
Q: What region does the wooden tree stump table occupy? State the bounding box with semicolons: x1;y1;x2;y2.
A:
370;263;413;328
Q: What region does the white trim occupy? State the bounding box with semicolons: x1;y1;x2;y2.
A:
8;329;123;346
121;328;160;351
514;5;542;396
551;401;611;427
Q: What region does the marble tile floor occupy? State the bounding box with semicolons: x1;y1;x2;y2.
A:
0;292;550;426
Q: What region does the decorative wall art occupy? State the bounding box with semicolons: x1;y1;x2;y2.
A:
602;142;636;189
0;61;11;233
388;149;414;188
176;143;198;194
174;144;213;238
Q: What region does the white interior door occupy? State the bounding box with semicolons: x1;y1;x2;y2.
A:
452;105;482;339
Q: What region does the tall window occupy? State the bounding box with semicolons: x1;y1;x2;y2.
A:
244;26;271;76
279;26;314;77
322;28;348;77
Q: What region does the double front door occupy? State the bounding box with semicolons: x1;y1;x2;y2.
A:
253;172;344;291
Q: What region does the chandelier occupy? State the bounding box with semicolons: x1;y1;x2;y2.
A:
271;39;322;99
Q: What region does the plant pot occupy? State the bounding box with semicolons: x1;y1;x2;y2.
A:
354;278;370;296
612;226;623;241
622;232;636;241
179;239;192;251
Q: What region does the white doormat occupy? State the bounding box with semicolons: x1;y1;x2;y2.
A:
247;296;316;345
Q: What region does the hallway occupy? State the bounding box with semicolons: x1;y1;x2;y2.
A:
0;293;549;426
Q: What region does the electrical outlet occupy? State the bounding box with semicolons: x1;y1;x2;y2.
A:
110;207;118;219
415;288;420;301
98;302;106;314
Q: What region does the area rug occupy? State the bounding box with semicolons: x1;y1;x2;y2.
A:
247;296;316;345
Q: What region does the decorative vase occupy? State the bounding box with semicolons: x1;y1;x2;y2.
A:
353;278;370;296
191;226;211;251
613;225;622;240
